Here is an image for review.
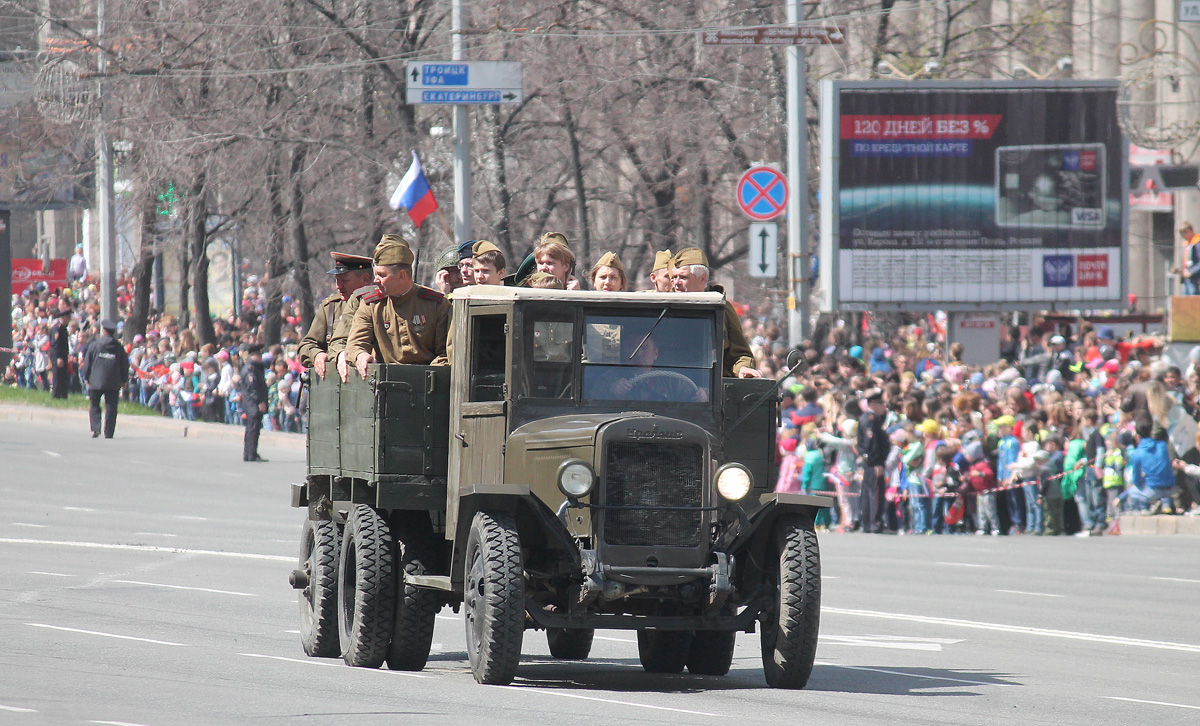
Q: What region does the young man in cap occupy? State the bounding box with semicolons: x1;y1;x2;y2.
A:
533;232;580;289
346;234;451;380
670;247;760;378
432;246;464;294
298;251;374;377
457;239;477;286
239;343;269;462
649;250;673;292
82;319;130;438
471;240;507;285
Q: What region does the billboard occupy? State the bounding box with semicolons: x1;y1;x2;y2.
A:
819;80;1126;311
11;258;68;294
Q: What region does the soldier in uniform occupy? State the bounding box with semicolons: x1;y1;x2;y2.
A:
670;247;761;379
588;251;626;292
298;252;374;377
346;234;451;380
533;232;581;289
82;319;130;438
239;343;269;462
649;250;673;292
432;245;464;294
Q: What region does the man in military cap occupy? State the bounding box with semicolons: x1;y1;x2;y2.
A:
239;343;269;462
298;251;374;377
82;319;130;438
346;234;451;380
471;240;507;285
433;245;464;294
457;239;477;286
649;250;673;292
671;247;760;379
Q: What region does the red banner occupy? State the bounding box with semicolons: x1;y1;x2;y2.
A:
11;258;68;294
840;114;1003;140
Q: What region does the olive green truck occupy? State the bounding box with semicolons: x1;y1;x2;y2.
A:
290;287;832;687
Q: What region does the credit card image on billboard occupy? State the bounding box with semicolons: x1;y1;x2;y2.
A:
994;144;1106;229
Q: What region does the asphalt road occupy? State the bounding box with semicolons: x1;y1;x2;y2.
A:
2;417;1198;725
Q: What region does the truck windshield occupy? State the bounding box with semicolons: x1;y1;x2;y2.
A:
581;312;714;403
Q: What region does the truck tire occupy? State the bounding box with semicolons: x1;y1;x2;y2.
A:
386;511;440;672
464;511;525;685
761;514;821;689
338;504;396;668
687;630;735;675
298;518;341;657
546;628;594;660
637;630;693;673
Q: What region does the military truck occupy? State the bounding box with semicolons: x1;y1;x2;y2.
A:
290;286;833;687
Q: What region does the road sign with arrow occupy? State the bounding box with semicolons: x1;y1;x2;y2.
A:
749;222;778;278
405;61;523;105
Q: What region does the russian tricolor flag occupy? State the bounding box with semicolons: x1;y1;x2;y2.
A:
389;151;438;228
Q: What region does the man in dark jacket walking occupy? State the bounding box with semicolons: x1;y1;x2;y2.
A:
239;343;269;462
857;389;891;533
82;319;129;438
51;302;72;399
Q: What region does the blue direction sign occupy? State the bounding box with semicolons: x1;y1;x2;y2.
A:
406;61;523;105
737;166;788;221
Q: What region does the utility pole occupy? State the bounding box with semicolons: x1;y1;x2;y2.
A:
97;0;118;322
785;0;810;347
451;0;471;243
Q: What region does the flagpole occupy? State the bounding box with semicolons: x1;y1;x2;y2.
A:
435;207;455;244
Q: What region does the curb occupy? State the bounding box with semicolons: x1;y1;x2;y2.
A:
0;403;306;450
1117;514;1200;536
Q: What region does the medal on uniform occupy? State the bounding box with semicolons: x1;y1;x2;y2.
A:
414;315;426;326
383;322;391;330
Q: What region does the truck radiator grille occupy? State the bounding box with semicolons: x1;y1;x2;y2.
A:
603;442;704;547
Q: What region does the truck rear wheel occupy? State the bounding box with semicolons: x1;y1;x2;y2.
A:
386;511;440;672
637;630;693;673
761;514;821;689
687;630;735;675
464;511;525;685
338;504;395;668
298;518;341;657
547;628;594;660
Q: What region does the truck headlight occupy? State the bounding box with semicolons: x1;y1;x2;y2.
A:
557;459;595;499
715;463;752;501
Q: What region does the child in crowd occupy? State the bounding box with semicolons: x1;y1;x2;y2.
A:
930;444;962;534
776;435;801;494
901;431;929;533
964;441;1000;535
800;435;833;529
1041;434;1066;535
1101;430;1126;530
993;415;1023;534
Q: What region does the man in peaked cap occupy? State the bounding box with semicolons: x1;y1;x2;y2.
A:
670;247;760;379
298;251;374;377
82;319;129;439
649;249;673;292
457;239;478;286
345;234;451;380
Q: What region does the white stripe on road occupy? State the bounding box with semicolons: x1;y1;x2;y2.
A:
111;580;256;597
132;532;177;538
29;571;73;577
12;522;47;528
594;635;636;643
825;607;1200;653
0;704;37;713
63;506;96;512
0;538;292;562
237;652;430;677
89;721;152;726
1106;696;1200;711
513;688;718;717
933;562;991;568
818;662;1015;687
1152;577;1200;584
41;450;61;458
27;623;187;647
995;589;1064;598
175;516;208;521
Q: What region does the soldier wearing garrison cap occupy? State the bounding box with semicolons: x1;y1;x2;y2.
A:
588;251;626;292
298;251;374;376
649;249;674;292
471;240;507;285
670;247;760;379
345;234;451;380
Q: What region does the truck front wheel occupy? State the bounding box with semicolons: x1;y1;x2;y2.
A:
338;504;396;668
760;514;821;689
464;511;525;685
298;518;341;657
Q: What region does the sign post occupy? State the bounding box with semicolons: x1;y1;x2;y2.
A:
749;222;779;277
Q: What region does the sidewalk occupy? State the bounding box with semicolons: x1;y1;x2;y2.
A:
0;403;305;450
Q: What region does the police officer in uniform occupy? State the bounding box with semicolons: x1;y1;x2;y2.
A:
239;343;269;462
298;251;374;377
670;247;760;378
346;235;451;379
51;301;73;399
82;319;130;438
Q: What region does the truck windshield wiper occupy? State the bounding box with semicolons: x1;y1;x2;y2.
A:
628;307;668;361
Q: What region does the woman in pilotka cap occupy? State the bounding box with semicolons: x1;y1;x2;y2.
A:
588;252;626;292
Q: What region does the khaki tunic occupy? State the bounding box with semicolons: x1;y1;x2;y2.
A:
346;285;450;366
325;292;364;361
298;293;343;368
712;284;755;377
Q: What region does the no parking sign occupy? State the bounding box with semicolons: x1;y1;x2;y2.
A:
737;166;788;221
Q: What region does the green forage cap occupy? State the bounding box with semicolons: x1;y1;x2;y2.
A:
374;234;414;265
671;247;708;268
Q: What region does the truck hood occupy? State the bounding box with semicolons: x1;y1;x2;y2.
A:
511;412;653;451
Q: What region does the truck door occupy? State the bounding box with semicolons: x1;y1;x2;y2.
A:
450;306;512;497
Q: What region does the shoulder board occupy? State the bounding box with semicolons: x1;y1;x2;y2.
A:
353;285;385;304
323;292;341;305
417;286;445;302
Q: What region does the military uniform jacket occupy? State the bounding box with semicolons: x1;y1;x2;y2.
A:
82;334;130;391
325;289;372;361
297;293;344;368
346;285;450;366
239;361;269;408
711;284;755;377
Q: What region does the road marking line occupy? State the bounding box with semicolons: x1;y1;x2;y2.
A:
89;721;152;726
41;450;61;458
436;614;458;622
175;515;208;521
820;635;963;652
63;506;96;512
237;652;430;677
132;532;177;538
1152;577;1200;584
12;522;47;528
817;662;1014;687
111;580;256;597
824;607;1200;653
284;629;301;634
934;562;991;568
0;704;37;713
0;538;292;562
513;688;718;716
594;635;636;643
29;571;73;577
1106;696;1200;711
27;623;187;647
995;589;1064;598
